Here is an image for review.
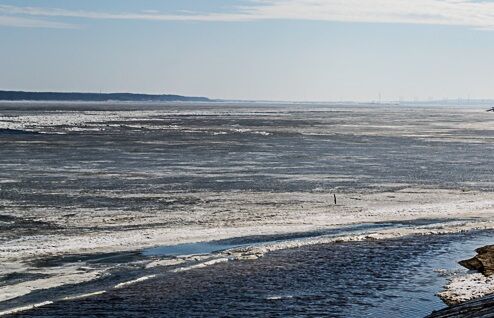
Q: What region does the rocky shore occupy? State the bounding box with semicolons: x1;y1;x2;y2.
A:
431;245;494;317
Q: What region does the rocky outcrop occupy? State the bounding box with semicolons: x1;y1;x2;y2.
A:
459;245;494;277
430;245;494;316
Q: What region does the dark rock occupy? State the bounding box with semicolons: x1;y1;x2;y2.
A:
459;245;494;276
427;293;494;318
459;256;484;271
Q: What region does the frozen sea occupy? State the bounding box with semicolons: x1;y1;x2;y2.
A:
1;101;494;317
1;102;494;196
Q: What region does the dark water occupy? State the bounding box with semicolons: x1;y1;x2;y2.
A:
13;231;494;318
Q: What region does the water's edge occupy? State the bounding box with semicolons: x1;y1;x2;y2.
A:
2;222;493;317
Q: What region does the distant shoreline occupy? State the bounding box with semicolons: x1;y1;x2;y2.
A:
3;91;494;106
0;90;210;102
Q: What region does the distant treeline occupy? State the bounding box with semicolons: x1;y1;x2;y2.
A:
0;90;210;102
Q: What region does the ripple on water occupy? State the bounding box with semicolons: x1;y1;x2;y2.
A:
17;231;494;318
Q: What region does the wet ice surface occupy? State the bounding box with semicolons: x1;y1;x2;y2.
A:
2;102;494;200
142;218;462;257
2;103;494;230
1;102;494;241
14;231;494;318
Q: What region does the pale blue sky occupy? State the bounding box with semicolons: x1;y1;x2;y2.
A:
2;0;494;101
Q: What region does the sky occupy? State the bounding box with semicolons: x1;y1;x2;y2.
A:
2;0;494;102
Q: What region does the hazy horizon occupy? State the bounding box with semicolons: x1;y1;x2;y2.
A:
2;88;494;105
2;0;494;102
